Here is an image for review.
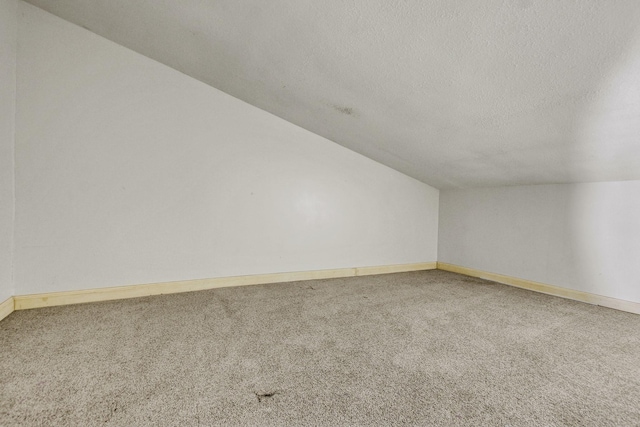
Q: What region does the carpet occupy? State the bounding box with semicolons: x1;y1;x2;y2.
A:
1;270;639;426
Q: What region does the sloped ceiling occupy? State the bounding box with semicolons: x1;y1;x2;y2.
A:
24;0;640;188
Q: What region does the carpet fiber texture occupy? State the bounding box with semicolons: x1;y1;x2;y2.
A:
1;270;639;426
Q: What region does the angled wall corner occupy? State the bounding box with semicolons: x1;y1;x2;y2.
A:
0;0;18;303
12;3;439;296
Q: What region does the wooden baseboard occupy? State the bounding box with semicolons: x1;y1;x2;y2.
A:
12;262;437;311
0;297;14;322
437;262;640;315
7;261;638;316
355;262;436;276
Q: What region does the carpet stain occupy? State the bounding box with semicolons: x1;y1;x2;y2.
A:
254;391;279;403
104;401;120;423
215;293;234;317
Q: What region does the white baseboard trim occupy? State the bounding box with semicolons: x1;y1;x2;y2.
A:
12;262;437;311
0;297;14;322
437;262;640;315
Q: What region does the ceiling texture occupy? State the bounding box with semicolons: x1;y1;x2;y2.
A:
24;0;640;189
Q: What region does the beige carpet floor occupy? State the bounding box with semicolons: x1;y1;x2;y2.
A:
1;270;639;426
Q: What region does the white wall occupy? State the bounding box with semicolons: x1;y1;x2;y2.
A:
439;181;640;303
14;3;439;295
0;0;17;302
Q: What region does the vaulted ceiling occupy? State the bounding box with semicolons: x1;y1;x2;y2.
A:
24;0;640;188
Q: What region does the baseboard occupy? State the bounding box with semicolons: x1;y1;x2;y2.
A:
8;261;638;316
0;297;14;322
12;262;437;311
437;262;640;315
355;262;436;276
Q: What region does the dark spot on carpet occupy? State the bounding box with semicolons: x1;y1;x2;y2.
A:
255;391;278;402
104;401;120;422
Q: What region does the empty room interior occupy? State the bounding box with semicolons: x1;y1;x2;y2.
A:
1;0;640;425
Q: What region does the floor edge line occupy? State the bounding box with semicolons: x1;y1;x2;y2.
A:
436;262;640;315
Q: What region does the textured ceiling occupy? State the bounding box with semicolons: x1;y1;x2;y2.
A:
24;0;640;188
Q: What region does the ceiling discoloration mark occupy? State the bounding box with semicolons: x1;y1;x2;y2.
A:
331;104;357;117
